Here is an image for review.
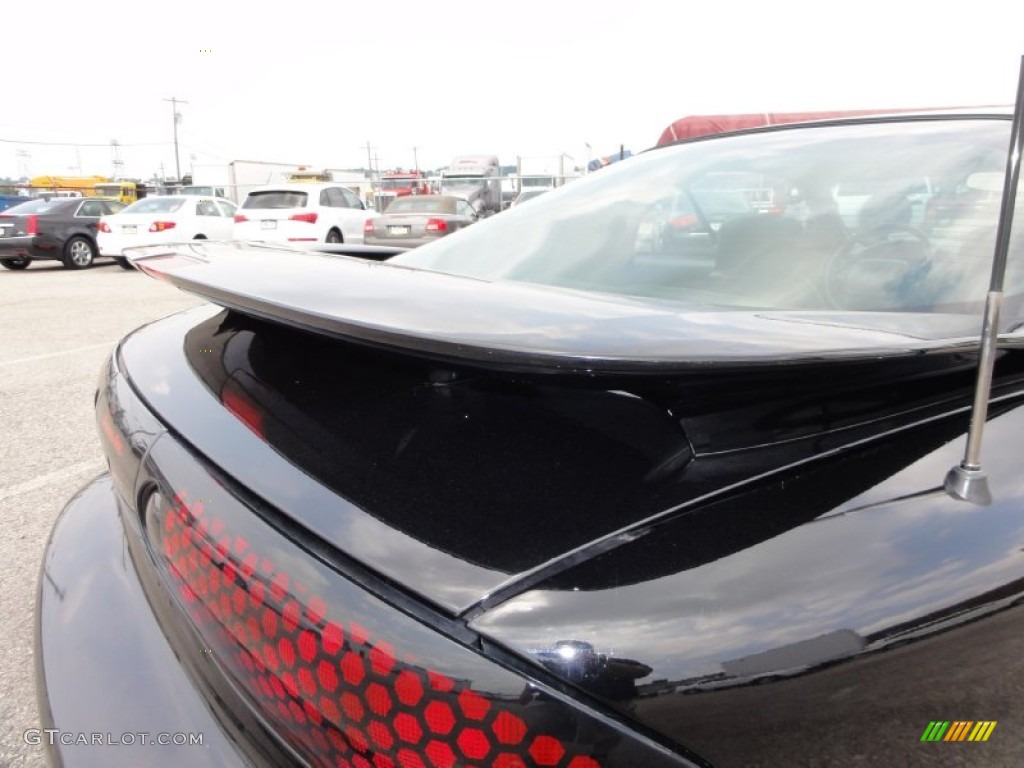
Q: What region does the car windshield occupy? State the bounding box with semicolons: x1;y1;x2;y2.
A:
386;197;457;214
123;198;185;213
381;179;417;190
441;177;485;190
394;119;1023;319
243;191;309;209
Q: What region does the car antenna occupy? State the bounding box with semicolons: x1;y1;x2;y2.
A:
945;55;1024;505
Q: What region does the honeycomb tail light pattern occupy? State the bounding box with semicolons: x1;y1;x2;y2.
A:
149;480;616;768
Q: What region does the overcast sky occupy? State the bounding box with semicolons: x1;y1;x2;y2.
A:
3;1;1023;180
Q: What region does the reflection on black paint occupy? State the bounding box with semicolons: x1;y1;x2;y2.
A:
182;311;694;573
530;640;653;703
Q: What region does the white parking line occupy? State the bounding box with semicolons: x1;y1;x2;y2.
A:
0;461;105;503
0;341;117;367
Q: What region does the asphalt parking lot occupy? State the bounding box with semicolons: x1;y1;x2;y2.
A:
0;259;202;767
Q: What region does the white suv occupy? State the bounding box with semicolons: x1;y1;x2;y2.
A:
233;183;369;244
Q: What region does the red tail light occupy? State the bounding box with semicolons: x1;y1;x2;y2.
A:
290;212;318;224
97;221;112;233
150;474;623;768
364;218;375;235
149;221;176;232
425;218;448;233
26;214;38;235
669;214;699;229
234;214;249;224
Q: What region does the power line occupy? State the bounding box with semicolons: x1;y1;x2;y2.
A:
0;137;171;146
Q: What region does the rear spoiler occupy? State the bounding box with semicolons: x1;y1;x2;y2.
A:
307;243;409;261
127;241;1018;377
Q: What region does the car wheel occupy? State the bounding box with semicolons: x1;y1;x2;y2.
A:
113;257;133;270
326;229;342;244
62;236;96;269
0;257;31;270
194;234;207;240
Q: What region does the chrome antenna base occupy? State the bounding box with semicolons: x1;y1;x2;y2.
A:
944;464;992;506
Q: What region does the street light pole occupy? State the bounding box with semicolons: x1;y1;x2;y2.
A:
163;97;188;181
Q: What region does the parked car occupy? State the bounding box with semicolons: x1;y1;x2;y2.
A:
98;195;238;269
363;194;479;247
179;185;229;198
0;194;31;211
0;197;125;269
39;106;1024;768
510;188;548;206
233;183;369;244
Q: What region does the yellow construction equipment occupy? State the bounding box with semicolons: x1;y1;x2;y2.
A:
28;175;110;197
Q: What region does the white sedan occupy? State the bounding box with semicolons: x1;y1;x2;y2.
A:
98;195;238;269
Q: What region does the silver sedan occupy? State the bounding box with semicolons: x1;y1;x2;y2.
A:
363;194;478;248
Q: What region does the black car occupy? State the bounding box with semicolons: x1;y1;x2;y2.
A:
0;196;125;270
37;105;1024;767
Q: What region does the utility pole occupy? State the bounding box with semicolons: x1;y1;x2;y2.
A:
111;139;123;179
365;140;375;174
164;97;188;181
365;141;380;206
15;149;31;180
412;146;419;171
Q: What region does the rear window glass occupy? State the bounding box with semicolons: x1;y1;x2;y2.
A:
515;190;547;203
243;191;309;209
387;197;457;214
123;198;185;214
3;199;72;214
395;119;1020;319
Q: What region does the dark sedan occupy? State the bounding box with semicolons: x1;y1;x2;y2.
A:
0;196;125;270
37;101;1024;768
363;194;478;248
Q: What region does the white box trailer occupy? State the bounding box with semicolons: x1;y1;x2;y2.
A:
515;154;579;192
191;160;310;204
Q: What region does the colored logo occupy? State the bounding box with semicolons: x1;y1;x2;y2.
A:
920;721;997;742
